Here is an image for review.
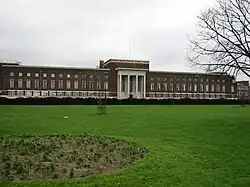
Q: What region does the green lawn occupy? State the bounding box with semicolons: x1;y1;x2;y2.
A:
0;105;250;187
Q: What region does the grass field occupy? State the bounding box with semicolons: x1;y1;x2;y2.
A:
0;105;250;187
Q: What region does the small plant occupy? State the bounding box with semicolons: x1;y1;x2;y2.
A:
69;168;74;178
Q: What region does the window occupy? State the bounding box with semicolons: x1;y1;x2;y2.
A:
75;74;78;79
164;83;168;91
157;83;161;91
67;74;71;78
74;80;79;89
27;73;31;77
231;85;235;93
222;80;225;83
90;75;93;79
35;79;39;89
183;78;186;81
18;79;23;88
150;77;154;81
9;79;14;88
35;73;39;77
176;84;180;91
216;85;220;92
217;79;220;83
89;81;94;90
26;79;31;89
82;81;86;89
51;80;56;89
170;83;173;91
200;84;204;92
97;81;101;90
206;79;209;83
170;77;173;81
82;74;86;79
43;73;47;78
164;78;167;81
10;72;14;77
212;79;215;83
150;83;154;91
211;84;215;92
18;72;22;77
194;84;197;92
188;84;192;92
206;85;209;92
104;81;108;90
59;74;63;78
51;74;55;78
200;78;203;82
189;78;192;82
222;85;226;92
157;77;160;81
66;80;71;89
104;75;108;80
59;80;63;89
182;84;186;92
43;80;47;89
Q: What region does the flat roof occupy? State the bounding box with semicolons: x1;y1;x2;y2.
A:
149;70;232;76
2;64;110;71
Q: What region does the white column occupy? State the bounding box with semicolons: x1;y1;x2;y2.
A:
119;74;122;99
128;75;130;97
136;75;138;98
143;75;146;98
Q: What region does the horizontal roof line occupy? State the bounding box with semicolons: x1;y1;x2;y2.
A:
149;70;231;76
2;64;110;71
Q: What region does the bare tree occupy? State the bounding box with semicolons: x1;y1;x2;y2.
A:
187;0;250;78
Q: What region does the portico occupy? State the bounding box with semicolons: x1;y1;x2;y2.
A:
116;68;147;99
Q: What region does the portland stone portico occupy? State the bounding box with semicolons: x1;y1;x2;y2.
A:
117;68;146;99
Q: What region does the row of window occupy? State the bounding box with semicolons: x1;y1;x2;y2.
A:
9;79;108;90
150;77;226;83
9;72;108;80
150;83;234;93
148;93;233;99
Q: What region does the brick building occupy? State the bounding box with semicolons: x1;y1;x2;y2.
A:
0;58;238;99
236;81;250;100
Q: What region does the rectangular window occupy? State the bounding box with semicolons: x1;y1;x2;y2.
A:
222;85;225;92
170;83;173;91
97;81;101;90
51;74;55;78
82;81;86;89
188;84;192;92
206;84;209;92
43;73;47;78
59;80;63;89
18;79;23;88
18;72;22;77
66;80;71;89
35;79;39;89
74;74;79;79
59;74;63;78
176;84;180;91
43;80;47;89
26;79;31;89
35;73;39;77
231;85;235;93
89;81;94;90
194;84;197;92
200;84;204;92
90;75;93;79
27;73;31;77
51;80;56;89
157;83;161;91
216;85;220;92
74;80;79;89
67;74;71;78
10;72;14;77
104;81;108;90
150;83;154;91
9;79;14;88
164;83;167;91
211;84;215;92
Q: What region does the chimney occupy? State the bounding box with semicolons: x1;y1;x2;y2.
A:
99;60;104;68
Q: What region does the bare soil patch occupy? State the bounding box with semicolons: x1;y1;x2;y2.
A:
0;134;148;181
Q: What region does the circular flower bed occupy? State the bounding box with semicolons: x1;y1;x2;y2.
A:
0;134;148;181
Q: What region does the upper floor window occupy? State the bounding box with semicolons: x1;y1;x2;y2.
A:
211;84;215;92
35;79;39;89
231;85;235;93
74;74;79;79
35;73;39;77
222;85;226;92
43;73;47;78
66;80;71;89
74;80;79;89
18;79;23;88
67;74;71;78
18;72;22;77
82;74;86;79
164;83;167;91
51;74;55;78
97;81;101;89
51;80;56;89
43;80;47;89
150;77;154;81
27;73;31;77
182;84;186;92
59;74;63;78
10;72;14;77
164;78;167;81
89;75;94;79
82;81;86;89
104;81;108;90
189;78;192;82
89;81;94;90
194;84;197;92
157;83;161;91
59;80;63;89
157;77;160;81
104;75;108;80
205;84;209;92
200;78;203;82
188;84;192;92
26;79;31;89
176;84;180;91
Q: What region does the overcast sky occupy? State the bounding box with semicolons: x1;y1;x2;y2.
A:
1;0;242;76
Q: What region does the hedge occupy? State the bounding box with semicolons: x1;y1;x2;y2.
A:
0;97;248;105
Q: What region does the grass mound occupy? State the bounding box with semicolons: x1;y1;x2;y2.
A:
0;134;148;181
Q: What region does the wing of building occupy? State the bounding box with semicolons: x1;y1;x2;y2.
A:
0;59;239;99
